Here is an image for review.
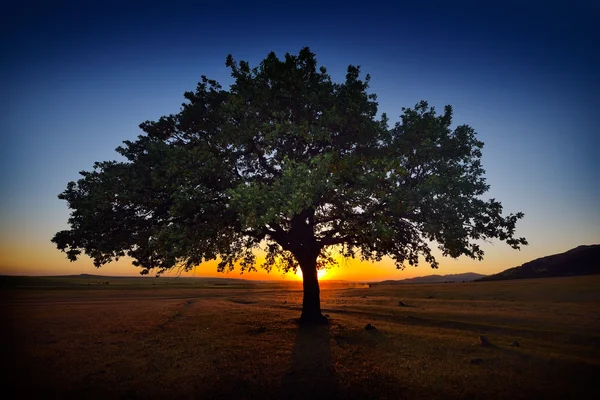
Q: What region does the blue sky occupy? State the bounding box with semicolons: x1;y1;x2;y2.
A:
1;0;598;278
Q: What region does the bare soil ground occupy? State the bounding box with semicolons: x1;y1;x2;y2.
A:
2;275;599;399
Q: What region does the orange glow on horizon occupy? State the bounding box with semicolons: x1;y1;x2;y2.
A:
294;268;329;281
0;231;562;281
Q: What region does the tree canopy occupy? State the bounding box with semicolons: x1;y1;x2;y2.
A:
52;47;527;323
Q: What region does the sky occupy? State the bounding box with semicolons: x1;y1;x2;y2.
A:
0;0;598;281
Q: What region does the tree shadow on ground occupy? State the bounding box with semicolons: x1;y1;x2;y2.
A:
281;322;338;399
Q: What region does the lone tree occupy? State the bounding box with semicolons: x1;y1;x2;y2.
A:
53;48;526;324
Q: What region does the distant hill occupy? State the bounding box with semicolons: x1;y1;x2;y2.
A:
0;274;255;288
379;272;486;284
476;245;600;282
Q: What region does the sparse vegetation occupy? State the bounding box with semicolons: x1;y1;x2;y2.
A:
2;275;599;399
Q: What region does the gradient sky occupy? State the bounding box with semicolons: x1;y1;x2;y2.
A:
1;0;598;280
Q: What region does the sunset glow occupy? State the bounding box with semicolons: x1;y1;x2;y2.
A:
294;268;329;281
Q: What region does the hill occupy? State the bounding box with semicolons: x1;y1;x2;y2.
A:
476;244;600;281
379;272;486;284
0;274;256;288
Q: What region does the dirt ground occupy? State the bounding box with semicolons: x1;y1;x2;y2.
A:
2;275;599;399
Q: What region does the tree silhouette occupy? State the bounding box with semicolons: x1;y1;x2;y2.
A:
52;48;527;324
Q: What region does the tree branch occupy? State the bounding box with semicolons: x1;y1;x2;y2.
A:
264;222;293;251
318;235;353;247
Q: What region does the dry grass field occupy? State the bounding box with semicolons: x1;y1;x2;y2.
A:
2;274;599;399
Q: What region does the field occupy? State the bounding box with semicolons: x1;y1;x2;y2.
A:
2;275;600;399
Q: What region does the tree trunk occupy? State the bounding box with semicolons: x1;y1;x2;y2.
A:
299;257;328;325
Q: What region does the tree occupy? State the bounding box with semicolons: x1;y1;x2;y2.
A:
52;47;527;324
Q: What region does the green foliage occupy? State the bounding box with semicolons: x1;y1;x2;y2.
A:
52;47;527;276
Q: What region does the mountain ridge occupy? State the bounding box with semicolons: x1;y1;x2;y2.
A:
379;272;486;284
476;244;600;281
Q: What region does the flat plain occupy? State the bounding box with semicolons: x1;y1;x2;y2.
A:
1;274;599;399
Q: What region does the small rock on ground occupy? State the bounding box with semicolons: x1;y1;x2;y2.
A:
479;335;492;346
365;323;376;331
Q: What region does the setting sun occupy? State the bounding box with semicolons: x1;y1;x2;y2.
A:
295;268;328;281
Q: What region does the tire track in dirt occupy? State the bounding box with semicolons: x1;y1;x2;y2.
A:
268;303;600;346
155;298;199;330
